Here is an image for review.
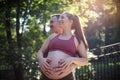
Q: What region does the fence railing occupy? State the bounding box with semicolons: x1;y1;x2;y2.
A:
75;42;120;80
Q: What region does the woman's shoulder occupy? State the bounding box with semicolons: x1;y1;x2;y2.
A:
73;36;79;48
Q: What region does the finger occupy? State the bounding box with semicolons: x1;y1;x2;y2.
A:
60;62;68;69
64;64;69;69
58;59;65;65
42;62;52;70
46;73;53;78
45;70;52;75
57;62;66;68
44;70;54;78
46;58;52;62
42;62;53;74
41;64;48;72
43;70;51;77
41;65;52;75
54;67;62;72
54;69;64;76
57;66;70;76
46;58;52;64
43;62;51;68
58;71;64;76
54;63;68;73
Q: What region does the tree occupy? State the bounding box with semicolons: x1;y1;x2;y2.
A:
0;0;66;79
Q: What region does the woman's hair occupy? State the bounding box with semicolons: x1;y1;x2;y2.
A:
63;12;88;50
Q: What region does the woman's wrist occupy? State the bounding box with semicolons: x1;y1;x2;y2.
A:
70;63;78;69
39;57;45;64
70;57;79;67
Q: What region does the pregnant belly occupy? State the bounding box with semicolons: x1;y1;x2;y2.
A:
42;50;74;79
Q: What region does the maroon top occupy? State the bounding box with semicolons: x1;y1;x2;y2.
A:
49;35;76;57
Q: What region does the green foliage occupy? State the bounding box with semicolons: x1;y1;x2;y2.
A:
62;0;120;48
0;0;119;80
76;64;95;80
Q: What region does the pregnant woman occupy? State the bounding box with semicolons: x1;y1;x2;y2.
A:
37;12;88;80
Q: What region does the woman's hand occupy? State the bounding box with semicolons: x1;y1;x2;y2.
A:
54;57;75;75
39;58;53;76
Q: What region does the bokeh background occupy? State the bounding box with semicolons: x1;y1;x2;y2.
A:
0;0;120;80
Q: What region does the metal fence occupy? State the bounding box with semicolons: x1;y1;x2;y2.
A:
75;42;120;80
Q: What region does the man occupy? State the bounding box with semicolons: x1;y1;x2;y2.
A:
40;14;63;80
48;14;62;34
43;14;62;58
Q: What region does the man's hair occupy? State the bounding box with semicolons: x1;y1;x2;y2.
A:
51;14;60;19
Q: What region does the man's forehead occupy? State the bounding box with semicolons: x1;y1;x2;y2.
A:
51;16;58;20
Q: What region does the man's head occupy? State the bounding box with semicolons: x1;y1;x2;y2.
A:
48;14;62;34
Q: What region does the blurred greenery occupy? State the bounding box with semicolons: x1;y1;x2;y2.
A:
0;0;120;80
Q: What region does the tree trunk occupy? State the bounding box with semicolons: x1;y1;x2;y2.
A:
5;5;17;80
5;8;12;47
14;1;23;80
43;0;47;36
16;1;21;48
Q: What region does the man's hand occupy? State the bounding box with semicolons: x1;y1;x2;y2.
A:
39;58;53;76
53;58;76;75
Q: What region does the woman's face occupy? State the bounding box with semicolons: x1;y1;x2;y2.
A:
59;13;73;29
